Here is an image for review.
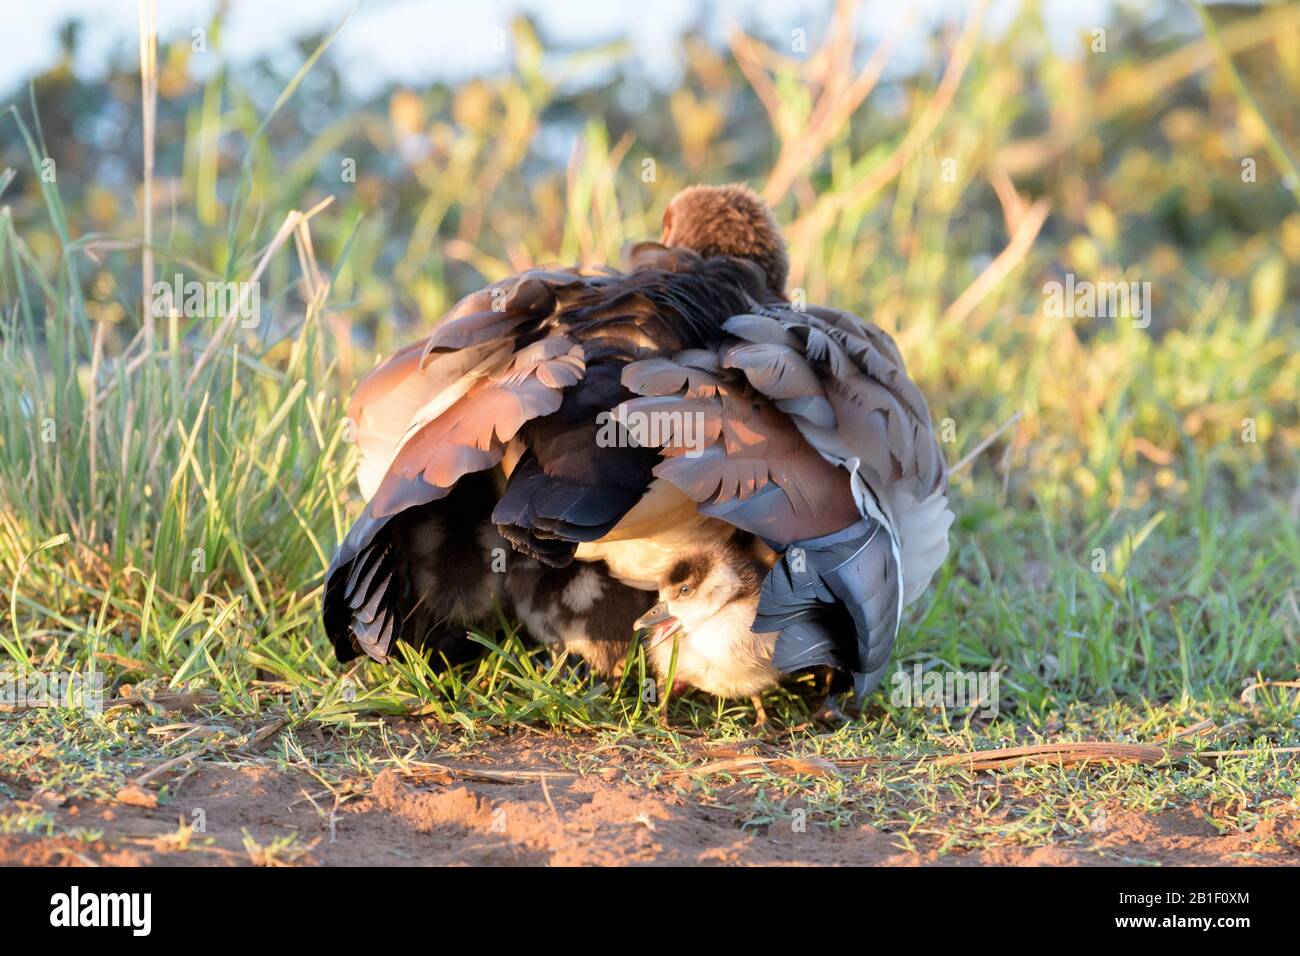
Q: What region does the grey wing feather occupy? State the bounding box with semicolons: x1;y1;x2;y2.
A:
757;517;902;699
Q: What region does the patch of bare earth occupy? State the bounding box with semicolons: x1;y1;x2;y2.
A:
3;733;1297;866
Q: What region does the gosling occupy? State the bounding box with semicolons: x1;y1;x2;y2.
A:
634;538;781;724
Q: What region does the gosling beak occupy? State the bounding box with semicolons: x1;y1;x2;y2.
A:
634;603;682;645
634;602;671;630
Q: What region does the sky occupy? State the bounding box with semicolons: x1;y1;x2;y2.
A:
0;0;1123;96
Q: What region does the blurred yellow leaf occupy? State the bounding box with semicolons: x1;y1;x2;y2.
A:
87;188;119;230
512;17;542;81
670;89;724;170
453;82;493;133
158;42;192;99
1067;235;1101;277
1072;467;1098;498
1281;214;1300;262
1250;255;1285;321
1085;203;1118;245
390;89;423;137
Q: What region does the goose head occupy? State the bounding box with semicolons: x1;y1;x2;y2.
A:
661;184;788;297
632;539;766;647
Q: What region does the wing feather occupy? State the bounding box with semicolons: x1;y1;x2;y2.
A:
724;305;952;603
615;357;858;544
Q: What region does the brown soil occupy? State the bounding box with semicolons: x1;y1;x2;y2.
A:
3;733;1297;866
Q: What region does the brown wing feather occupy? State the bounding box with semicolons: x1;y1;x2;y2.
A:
370;340;585;517
722;304;952;606
349;339;515;498
614;359;858;544
723;307;946;499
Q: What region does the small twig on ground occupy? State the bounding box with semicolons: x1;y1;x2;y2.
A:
121;716;288;799
539;772;562;823
400;763;578;785
1154;718;1217;743
670;736;1299;780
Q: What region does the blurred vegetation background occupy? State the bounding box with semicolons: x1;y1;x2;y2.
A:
0;0;1296;719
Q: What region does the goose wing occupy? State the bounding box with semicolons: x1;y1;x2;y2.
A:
615;356;860;544
616;303;951;698
324;250;762;664
720;305;953;604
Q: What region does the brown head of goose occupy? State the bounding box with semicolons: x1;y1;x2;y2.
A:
323;183;953;705
660;183;789;296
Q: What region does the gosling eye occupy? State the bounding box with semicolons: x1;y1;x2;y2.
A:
678;583;691;596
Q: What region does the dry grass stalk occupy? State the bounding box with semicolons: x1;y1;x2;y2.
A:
137;0;158;343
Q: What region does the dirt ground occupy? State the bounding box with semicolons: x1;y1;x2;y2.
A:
3;732;1297;866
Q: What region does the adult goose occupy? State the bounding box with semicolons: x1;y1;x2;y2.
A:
323;184;952;702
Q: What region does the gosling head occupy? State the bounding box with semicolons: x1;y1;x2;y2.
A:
661;183;788;297
632;540;766;647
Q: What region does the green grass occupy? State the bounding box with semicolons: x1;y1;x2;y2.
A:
0;3;1297;856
